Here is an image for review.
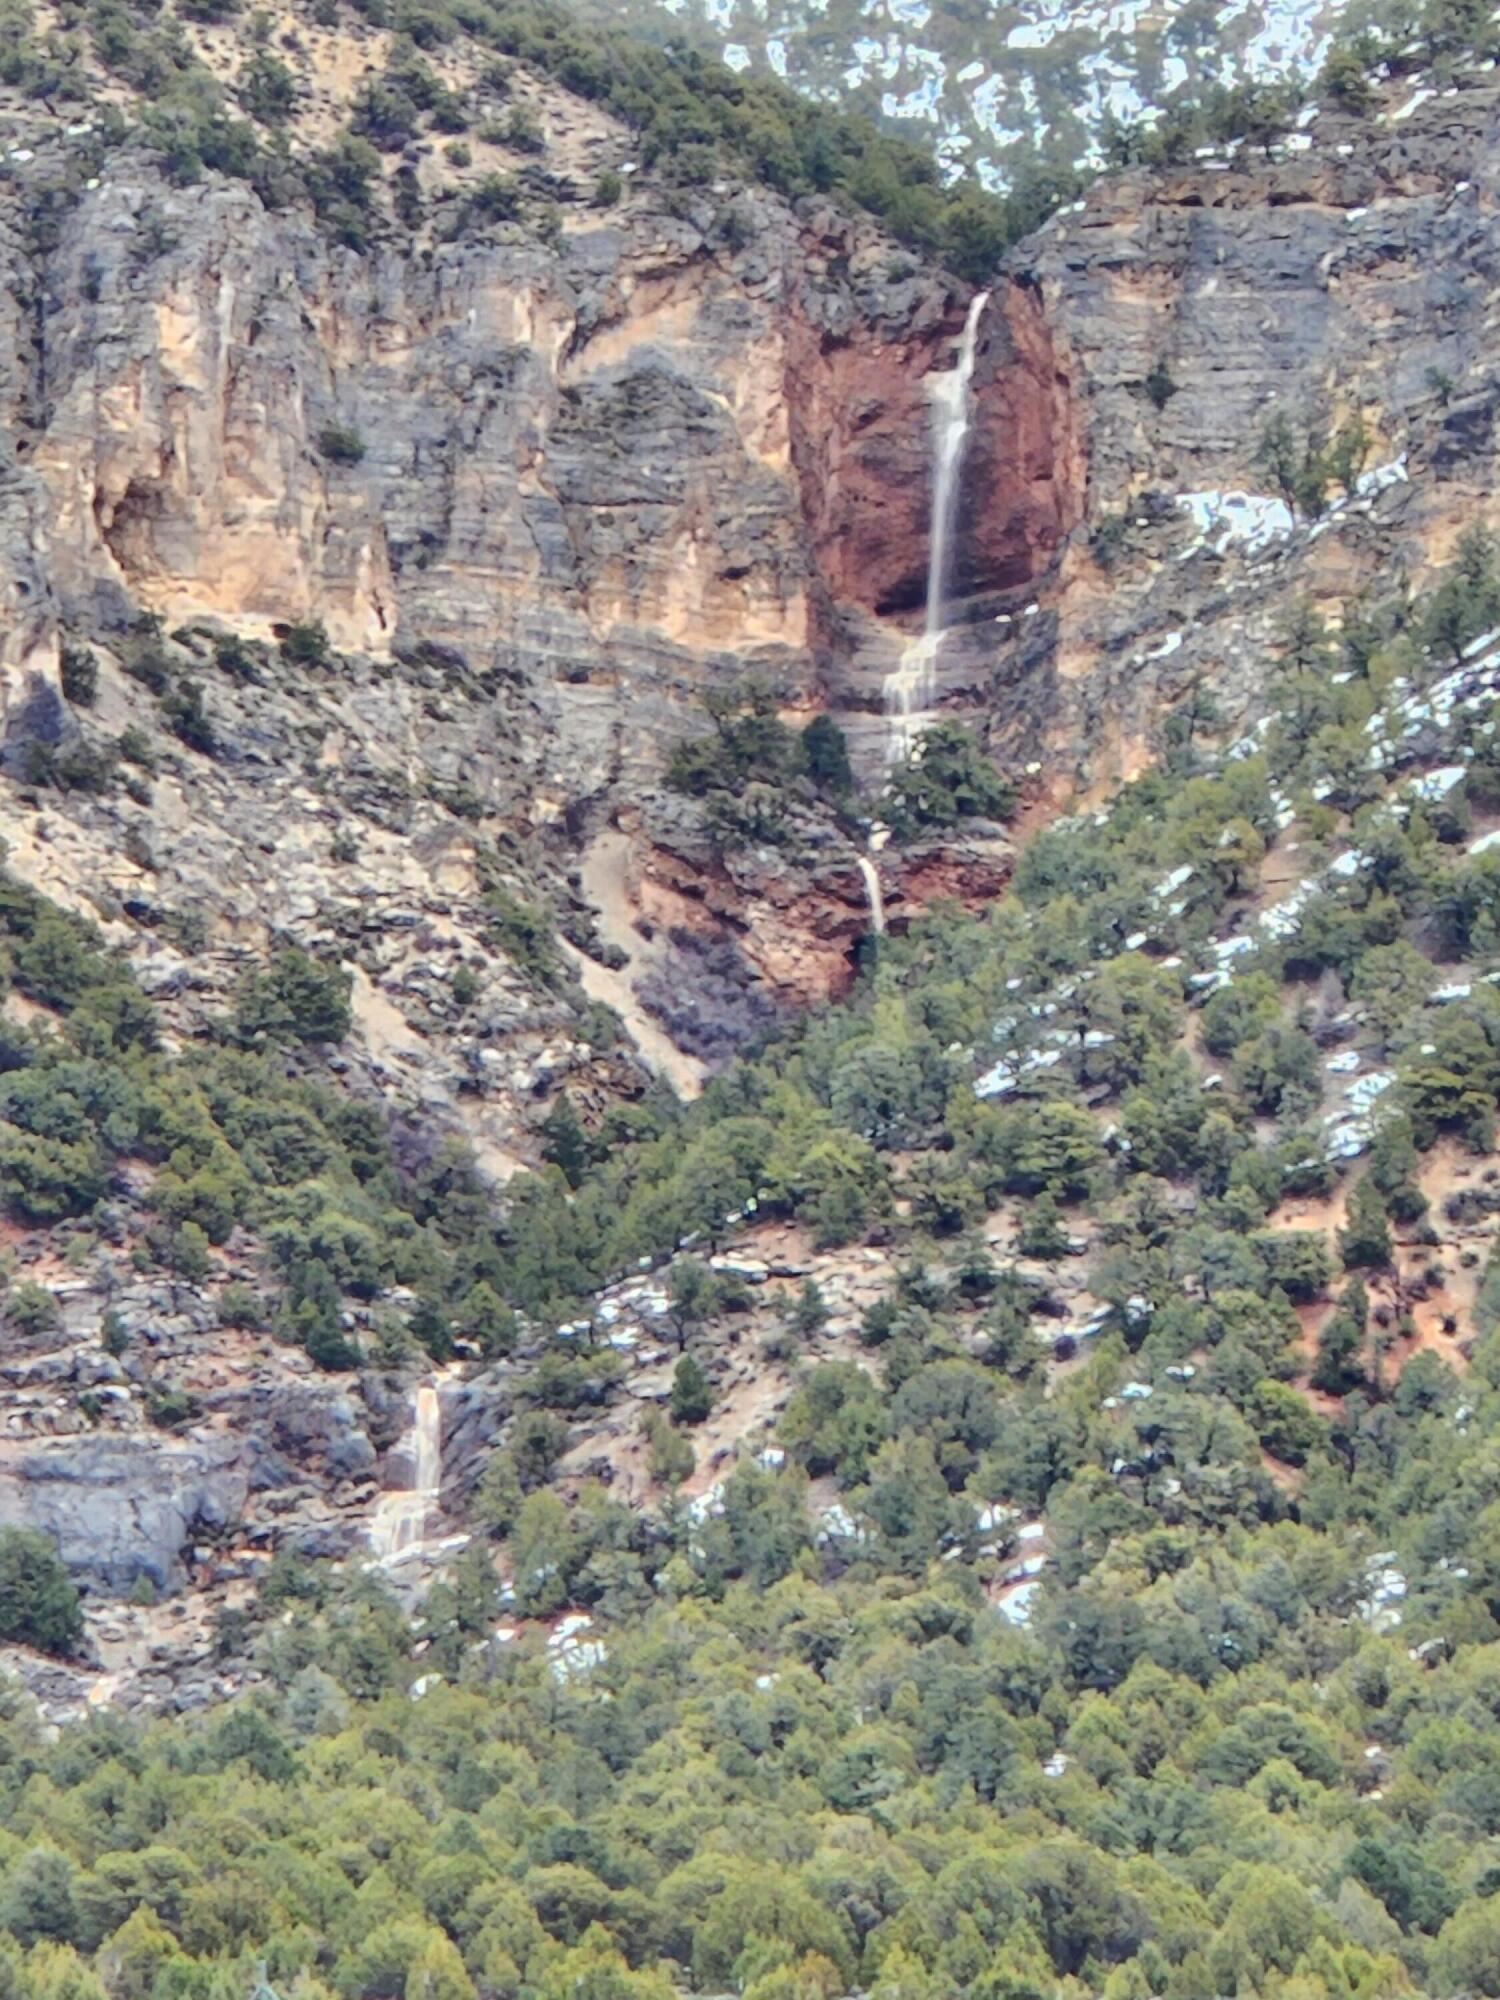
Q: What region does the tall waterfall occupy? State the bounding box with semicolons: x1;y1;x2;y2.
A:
368;1381;442;1564
883;290;990;766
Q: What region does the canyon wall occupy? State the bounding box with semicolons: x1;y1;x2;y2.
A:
973;81;1500;794
4;69;1500;1106
0;170;1042;783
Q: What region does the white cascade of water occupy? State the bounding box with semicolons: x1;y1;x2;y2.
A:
882;290;990;765
368;1381;442;1564
855;854;886;936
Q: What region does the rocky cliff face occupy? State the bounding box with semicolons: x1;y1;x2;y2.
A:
7;157;993;754
3;31;1493;1069
0;94;1043;1053
967;79;1500;795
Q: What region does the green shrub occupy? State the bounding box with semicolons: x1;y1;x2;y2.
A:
882;722;1015;838
234;947;353;1046
159;680;217;755
0;1529;82;1655
669;1353;712;1425
317;424;366;467
6;1280;59;1335
278;621;334;669
467;172;522;221
1144;360;1177;410
116;726;157;770
59;646;98;707
485;888;557;985
502;103;544;152
239;49;296;121
219;1282;261;1329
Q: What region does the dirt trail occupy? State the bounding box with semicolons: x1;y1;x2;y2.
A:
569;830;707;1100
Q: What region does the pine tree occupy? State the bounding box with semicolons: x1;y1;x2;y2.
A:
670;1354;713;1426
1340;1178;1393;1270
783;1280;829;1340
1313;1279;1368;1395
1017;1193;1071;1261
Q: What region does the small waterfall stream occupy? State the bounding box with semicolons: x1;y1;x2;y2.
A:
882;290;991;765
855;855;886;937
368;1381;443;1564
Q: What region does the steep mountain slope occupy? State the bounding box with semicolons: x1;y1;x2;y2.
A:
0;0;1490;1610
8;16;1500;2000
602;0;1349;188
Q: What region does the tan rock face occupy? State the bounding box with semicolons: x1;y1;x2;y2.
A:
14;174;1008;774
0;163;1071;669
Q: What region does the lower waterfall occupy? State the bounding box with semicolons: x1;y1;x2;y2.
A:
368;1381;442;1564
855;854;886;936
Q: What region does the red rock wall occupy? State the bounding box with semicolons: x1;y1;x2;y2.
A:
962;276;1087;598
785;309;949;619
784;275;1086;627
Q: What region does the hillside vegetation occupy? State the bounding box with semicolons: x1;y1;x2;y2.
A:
8;494;1500;2000
0;0;1023;274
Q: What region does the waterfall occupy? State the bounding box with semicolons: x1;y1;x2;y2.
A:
368;1381;442;1564
855;855;886;936
923;288;992;643
883;290;990;765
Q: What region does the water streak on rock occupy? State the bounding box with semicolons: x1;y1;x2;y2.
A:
884;289;990;765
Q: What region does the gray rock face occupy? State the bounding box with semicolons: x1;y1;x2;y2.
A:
862;83;1500;803
0;1433;249;1590
261;1386;378;1483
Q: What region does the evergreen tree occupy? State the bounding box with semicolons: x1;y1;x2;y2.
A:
0;1532;82;1657
1313;1279;1368;1395
670;1354;713;1426
1339;1179;1393;1270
